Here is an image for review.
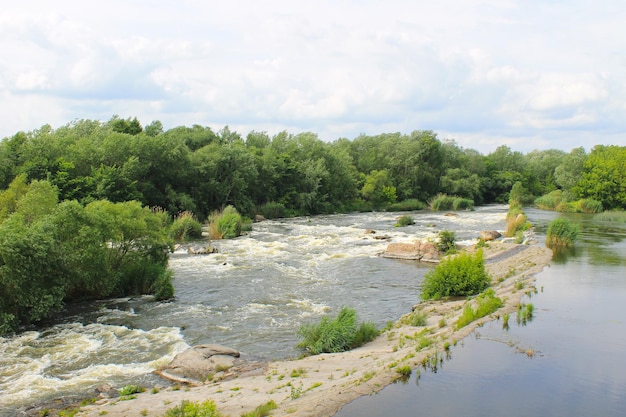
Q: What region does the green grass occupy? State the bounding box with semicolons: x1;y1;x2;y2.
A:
400;309;428;327
517;303;534;325
297;307;379;355
386;199;426;211
164;400;223;417
455;289;503;329
396;366;412;377
240;400;277;417
428;194;474;211
394;215;415;227
546;218;579;248
594;210;626;223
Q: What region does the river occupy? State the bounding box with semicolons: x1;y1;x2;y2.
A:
1;206;506;415
335;208;626;417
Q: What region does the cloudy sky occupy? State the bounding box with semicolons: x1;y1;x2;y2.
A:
1;0;625;153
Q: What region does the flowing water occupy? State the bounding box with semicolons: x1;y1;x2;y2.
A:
0;206;507;415
335;208;626;417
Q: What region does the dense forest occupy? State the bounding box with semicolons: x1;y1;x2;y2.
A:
0;115;624;334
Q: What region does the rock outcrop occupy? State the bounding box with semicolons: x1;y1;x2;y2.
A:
381;241;440;262
479;230;502;241
156;344;241;385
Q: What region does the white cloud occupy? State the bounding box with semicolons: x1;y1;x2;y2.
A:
0;0;625;153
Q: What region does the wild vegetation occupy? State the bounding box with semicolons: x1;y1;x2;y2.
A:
455;288;503;329
546;218;579;248
0;117;624;335
296;307;379;355
421;250;491;300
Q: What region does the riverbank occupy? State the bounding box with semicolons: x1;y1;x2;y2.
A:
74;241;551;417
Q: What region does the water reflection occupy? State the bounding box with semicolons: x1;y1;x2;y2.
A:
335;209;626;417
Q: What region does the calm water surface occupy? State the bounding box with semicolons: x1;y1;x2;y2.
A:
335;208;626;417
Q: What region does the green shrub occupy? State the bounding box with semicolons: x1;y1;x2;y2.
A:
207;205;245;239
240;400;278;417
455;288;503;329
163;400;222;417
574;199;603;214
421;250;491;300
429;194;474;211
436;230;456;254
258;202;286;219
546;218;579;248
118;384;145;396
394;215;415;227
452;197;474;210
534;190;564;211
169;211;203;241
297;307;379;355
386;199;426;211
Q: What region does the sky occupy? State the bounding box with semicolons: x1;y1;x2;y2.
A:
1;0;625;154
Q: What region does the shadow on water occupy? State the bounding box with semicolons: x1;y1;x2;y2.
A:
335;208;626;417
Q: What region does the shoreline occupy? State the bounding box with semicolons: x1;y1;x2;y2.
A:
71;241;551;417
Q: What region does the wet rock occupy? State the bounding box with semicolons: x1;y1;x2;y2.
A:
479;230;502;241
381;241;440;263
255;214;266;222
156;344;241;385
188;246;218;255
364;229;376;234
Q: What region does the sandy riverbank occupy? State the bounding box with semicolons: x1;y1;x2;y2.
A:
77;241;552;417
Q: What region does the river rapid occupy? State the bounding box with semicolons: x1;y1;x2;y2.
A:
0;206;507;415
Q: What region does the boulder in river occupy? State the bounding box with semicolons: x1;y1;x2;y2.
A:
156;344;241;385
381;241;440;263
479;230;502;241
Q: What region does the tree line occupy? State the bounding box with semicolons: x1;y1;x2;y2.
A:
0;115;624;334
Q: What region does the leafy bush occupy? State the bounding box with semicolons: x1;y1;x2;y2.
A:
163;400;222;417
297;307;379;355
436;230;456;254
258;202;286;219
455;288;503;329
394;215;415;227
421;250;491;300
169;211;203;241
546;218;579;248
207;205;246;239
386;199;426;211
573;199;603;214
429;194;474;211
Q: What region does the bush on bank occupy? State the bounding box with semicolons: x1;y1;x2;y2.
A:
297;307;379;355
421;250;491;300
546;218;579;248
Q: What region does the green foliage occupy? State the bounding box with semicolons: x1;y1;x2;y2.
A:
396;366;412;377
535;190;603;214
0;189;174;334
517;303;535;325
575;145;626;210
509;181;529;206
386;199;426;211
207;205;245;239
428;193;474;211
455;288;503;329
436;230;456;254
506;206;531;237
421;250;491;300
297;307;379;355
118;384;145;396
400;309;428;326
169;211;203;241
258;201;286;219
546;218;579;248
163;400;222;417
240;400;278;417
394;215;415;227
361;169;397;206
